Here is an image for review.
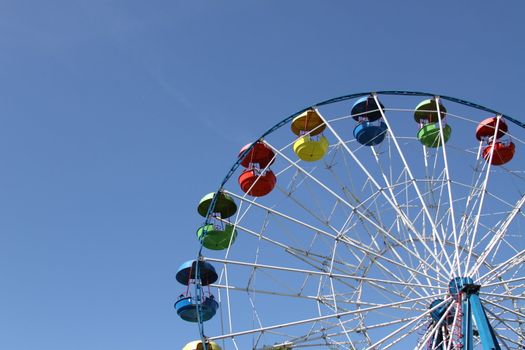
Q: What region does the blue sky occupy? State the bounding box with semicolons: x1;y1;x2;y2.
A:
1;1;525;349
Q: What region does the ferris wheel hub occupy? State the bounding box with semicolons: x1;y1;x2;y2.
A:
448;277;480;298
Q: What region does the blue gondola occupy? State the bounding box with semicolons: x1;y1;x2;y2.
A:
351;96;388;146
351;96;384;122
175;295;219;322
353;121;388;146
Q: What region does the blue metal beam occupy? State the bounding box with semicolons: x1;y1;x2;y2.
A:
470;294;501;350
457;281;502;350
463;297;473;350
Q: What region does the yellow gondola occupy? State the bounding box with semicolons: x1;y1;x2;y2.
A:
291;109;328;161
183;340;222;350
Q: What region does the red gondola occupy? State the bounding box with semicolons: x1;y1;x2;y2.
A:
475;117;508;141
238;142;275;169
238;169;276;197
482;141;515;166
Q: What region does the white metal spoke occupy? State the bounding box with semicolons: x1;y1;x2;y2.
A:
480;250;525;285
435;97;461;276
318;107;452;275
482;298;525;319
415;301;456;350
483;276;525;289
482;291;525;302
468;193;525;277
367;297;452;350
265;142;450;280
224;193;448;284
208;293;445;342
371;97;455;275
206;257;447;290
464;115;502;274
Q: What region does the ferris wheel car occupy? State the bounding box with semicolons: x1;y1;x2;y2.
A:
182;340;222;350
238;168;276;197
293;134;329;161
290;109;326;136
416;123;452;148
196;223;237;250
175;260;218;286
238;141;275;169
353;121;388;146
351;96;385;122
197;192;237;219
413;98;447;123
175;295;219;323
475;116;508;140
482;140;515;165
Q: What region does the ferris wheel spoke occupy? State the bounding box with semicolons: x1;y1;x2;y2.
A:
208;293;446;342
263;143;451;280
373;97;455;275
366;297;452;350
485;299;525;339
497;330;525;350
264;330;325;349
223;207;448;287
380;320;428;350
341;239;446;288
350;316;422;337
383;234;447;291
371;259;431;298
468;193;525;277
444;303;462;350
330;233;433;302
205;257;447;291
226;190;353;260
415;300;456;350
457;197;482;261
325;240;359;349
472;219;505;257
455;163;492;276
225;193;435;284
482;297;525;319
377;250;441;296
431;96;463;276
483;277;525;291
485;307;525;333
481;291;525;302
367;143;446;293
359;281;432;311
464;115;504;275
485;307;525;346
221;262;235;335
315;110;452;277
212;282;322;302
381;104;451;263
479;250;525;285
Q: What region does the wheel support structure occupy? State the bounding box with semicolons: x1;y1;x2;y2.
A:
449;277;501;350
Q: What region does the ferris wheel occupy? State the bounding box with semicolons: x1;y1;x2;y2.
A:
175;91;525;350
